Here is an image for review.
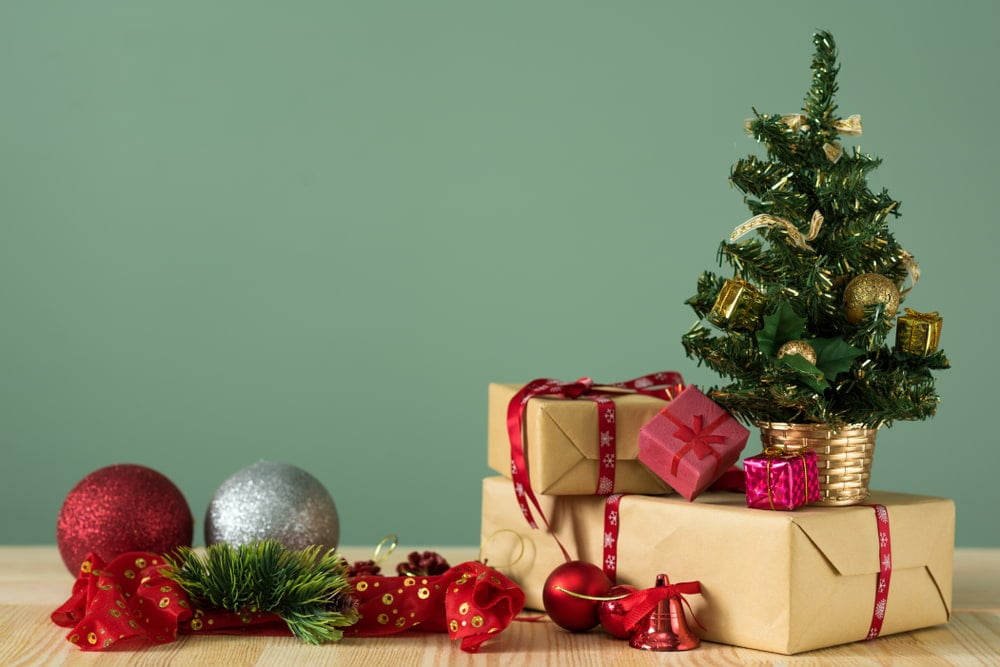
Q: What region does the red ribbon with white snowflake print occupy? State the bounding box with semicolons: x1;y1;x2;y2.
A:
602;493;624;582
505;373;683;561
866;503;893;640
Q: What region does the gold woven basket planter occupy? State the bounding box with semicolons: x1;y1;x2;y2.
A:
755;422;878;506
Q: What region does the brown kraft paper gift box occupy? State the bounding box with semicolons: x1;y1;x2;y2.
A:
479;476;954;654
487;383;672;495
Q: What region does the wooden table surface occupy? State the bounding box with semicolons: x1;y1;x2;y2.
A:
2;546;998;665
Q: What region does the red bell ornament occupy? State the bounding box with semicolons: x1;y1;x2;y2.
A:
627;574;702;652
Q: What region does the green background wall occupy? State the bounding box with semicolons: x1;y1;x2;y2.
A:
3;2;997;549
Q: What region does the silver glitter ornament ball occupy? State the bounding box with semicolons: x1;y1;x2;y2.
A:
204;461;339;551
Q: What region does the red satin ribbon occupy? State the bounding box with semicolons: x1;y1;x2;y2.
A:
661;411;729;477
865;504;893;640
505;372;683;561
621;578;704;634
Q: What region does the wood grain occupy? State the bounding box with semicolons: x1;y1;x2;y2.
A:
2;547;997;665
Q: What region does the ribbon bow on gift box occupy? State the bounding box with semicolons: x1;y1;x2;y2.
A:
667;413;729;477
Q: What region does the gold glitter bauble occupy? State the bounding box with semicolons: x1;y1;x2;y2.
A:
843;273;900;323
777;340;817;365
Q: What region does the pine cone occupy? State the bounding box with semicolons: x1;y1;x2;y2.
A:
347;559;381;578
395;550;450;576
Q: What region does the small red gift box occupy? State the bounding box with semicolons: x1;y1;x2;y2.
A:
637;386;749;500
743;447;821;510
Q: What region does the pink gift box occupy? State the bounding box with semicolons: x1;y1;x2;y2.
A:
637;386;749;500
743;448;821;510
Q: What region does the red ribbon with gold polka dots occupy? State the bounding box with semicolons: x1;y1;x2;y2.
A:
51;552;289;651
52;553;525;653
346;561;525;652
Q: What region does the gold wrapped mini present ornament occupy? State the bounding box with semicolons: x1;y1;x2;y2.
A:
708;278;767;331
895;308;942;355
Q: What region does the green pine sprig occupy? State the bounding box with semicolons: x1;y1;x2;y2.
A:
163;540;359;645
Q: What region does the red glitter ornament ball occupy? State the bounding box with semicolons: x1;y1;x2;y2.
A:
542;560;613;632
56;464;194;573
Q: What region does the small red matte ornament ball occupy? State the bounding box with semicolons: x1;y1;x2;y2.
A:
542;560;613;632
56;464;194;573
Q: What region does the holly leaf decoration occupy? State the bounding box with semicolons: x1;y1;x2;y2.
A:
777;353;829;393
810;337;866;380
757;301;806;357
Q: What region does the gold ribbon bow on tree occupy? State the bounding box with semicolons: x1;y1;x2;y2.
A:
744;113;862;136
746;114;862;163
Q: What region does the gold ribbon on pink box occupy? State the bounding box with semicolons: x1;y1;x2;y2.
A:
743;447;820;511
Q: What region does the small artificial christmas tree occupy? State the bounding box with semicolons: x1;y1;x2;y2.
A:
683;31;948;431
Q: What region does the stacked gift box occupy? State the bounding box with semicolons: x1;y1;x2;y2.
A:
479;377;954;655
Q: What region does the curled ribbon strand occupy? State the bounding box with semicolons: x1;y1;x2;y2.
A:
730;210;824;252
899;249;920;297
372;534;398;565
478;529;526;570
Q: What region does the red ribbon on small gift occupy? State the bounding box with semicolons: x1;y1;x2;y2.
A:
661;411;730;478
505;372;683;563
